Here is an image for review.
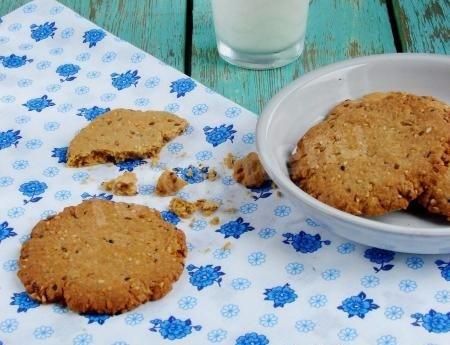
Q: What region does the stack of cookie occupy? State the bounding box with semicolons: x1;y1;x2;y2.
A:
289;92;450;220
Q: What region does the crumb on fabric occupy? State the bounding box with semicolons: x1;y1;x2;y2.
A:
156;170;187;196
101;172;137;196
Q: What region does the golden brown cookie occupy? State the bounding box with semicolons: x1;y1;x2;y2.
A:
290;92;450;216
67;109;188;167
233;152;269;188
156;171;187;196
102;172;137;196
418;165;450;220
18;200;187;314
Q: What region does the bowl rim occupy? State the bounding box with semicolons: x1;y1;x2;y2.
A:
257;53;450;237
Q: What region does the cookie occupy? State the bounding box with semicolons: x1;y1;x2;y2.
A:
67;109;188;167
156;170;187;197
418;165;450;220
290;92;450;216
102;172;137;196
233;152;269;188
169;197;197;218
18;200;187;314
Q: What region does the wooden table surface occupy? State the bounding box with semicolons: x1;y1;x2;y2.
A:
1;0;449;114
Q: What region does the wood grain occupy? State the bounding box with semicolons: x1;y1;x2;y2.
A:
393;0;449;54
191;0;396;114
0;0;187;71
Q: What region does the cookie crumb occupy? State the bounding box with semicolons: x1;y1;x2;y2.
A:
101;172;137;196
223;153;236;169
233;152;269;188
222;241;232;250
207;168;219;181
156;170;187;196
224;207;237;213
196;199;220;216
276;190;283;198
210;216;220;225
169;197;196;218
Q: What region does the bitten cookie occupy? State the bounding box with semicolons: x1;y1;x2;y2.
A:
18;200;187;314
67;109;188;167
290;92;450;216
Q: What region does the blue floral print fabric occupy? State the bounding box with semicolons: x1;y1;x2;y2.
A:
0;1;449;344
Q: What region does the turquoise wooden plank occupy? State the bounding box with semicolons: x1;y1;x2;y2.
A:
191;0;396;114
0;0;187;71
393;0;449;54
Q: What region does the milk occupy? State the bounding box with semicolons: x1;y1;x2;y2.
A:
211;0;309;55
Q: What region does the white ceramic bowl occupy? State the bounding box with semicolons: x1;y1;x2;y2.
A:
257;53;450;254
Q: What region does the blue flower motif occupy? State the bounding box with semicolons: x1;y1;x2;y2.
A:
58;103;72;112
178;296;197;310
213;248;231;260
364;248;395;272
338;291;379;318
15;115;31;124
377;335;396;345
19;234;30;243
160;211;180;225
8;207;25;218
173;165;209;184
134;97;149;107
111;70;140;90
235;332;269;345
0;54;33;68
44;121;60;131
322;268;341;280
435;259;450;281
274;205;291;217
285;262;304;275
56;63;80;82
73;333;93;345
83;313;110;325
192;103;208;115
43;166;59;177
231;278;251;290
337;242;356;254
13;160;30;169
131;52;146;63
8;23;22;32
248;252;266;266
242;132;255;144
33;325;54;339
250;181;273;200
86;71;101;79
259;228;276;239
338;328;358;341
76;52;91;62
167;142;183;154
115;159;147;172
264;283;297;308
186;264;225;290
23;95;55;112
19;180;47;204
216;217;254;239
10;291;40;312
30;22;56;42
295;320;315;333
26;138;43;149
0;36;9;44
18;79;33;87
138;184;155;195
411;309;450;333
208;329;227;342
240;203;257;214
399;279;417;293
170;78;196;98
52;305;69;314
77;106;110;121
259;313;278;327
145;76;160;88
309;294;327;308
360;275;380;288
203;124;236;147
125;312;144;326
406;256;424;269
81;192;113;201
1;94;15;103
49;47;64;55
384;306;404;320
50;5;64;14
221;304;239;318
75;86;89;95
0;221;16;243
0;176;14;187
222;176;235;185
191;219;207;231
3;259;19;271
83;29;106;47
436;290;450;304
102;51;117;62
0;318;19;333
0;129;21;150
225;107;241;118
52;146;68;163
149;316;201;340
60;27;74;39
55;190;71;201
36;60;51;70
282;231;330;253
19;43;33;50
195;150;213;161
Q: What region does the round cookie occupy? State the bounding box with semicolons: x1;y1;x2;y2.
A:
418;165;450;220
289;92;450;216
18;200;187;314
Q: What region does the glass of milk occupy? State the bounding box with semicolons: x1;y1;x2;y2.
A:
211;0;310;69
